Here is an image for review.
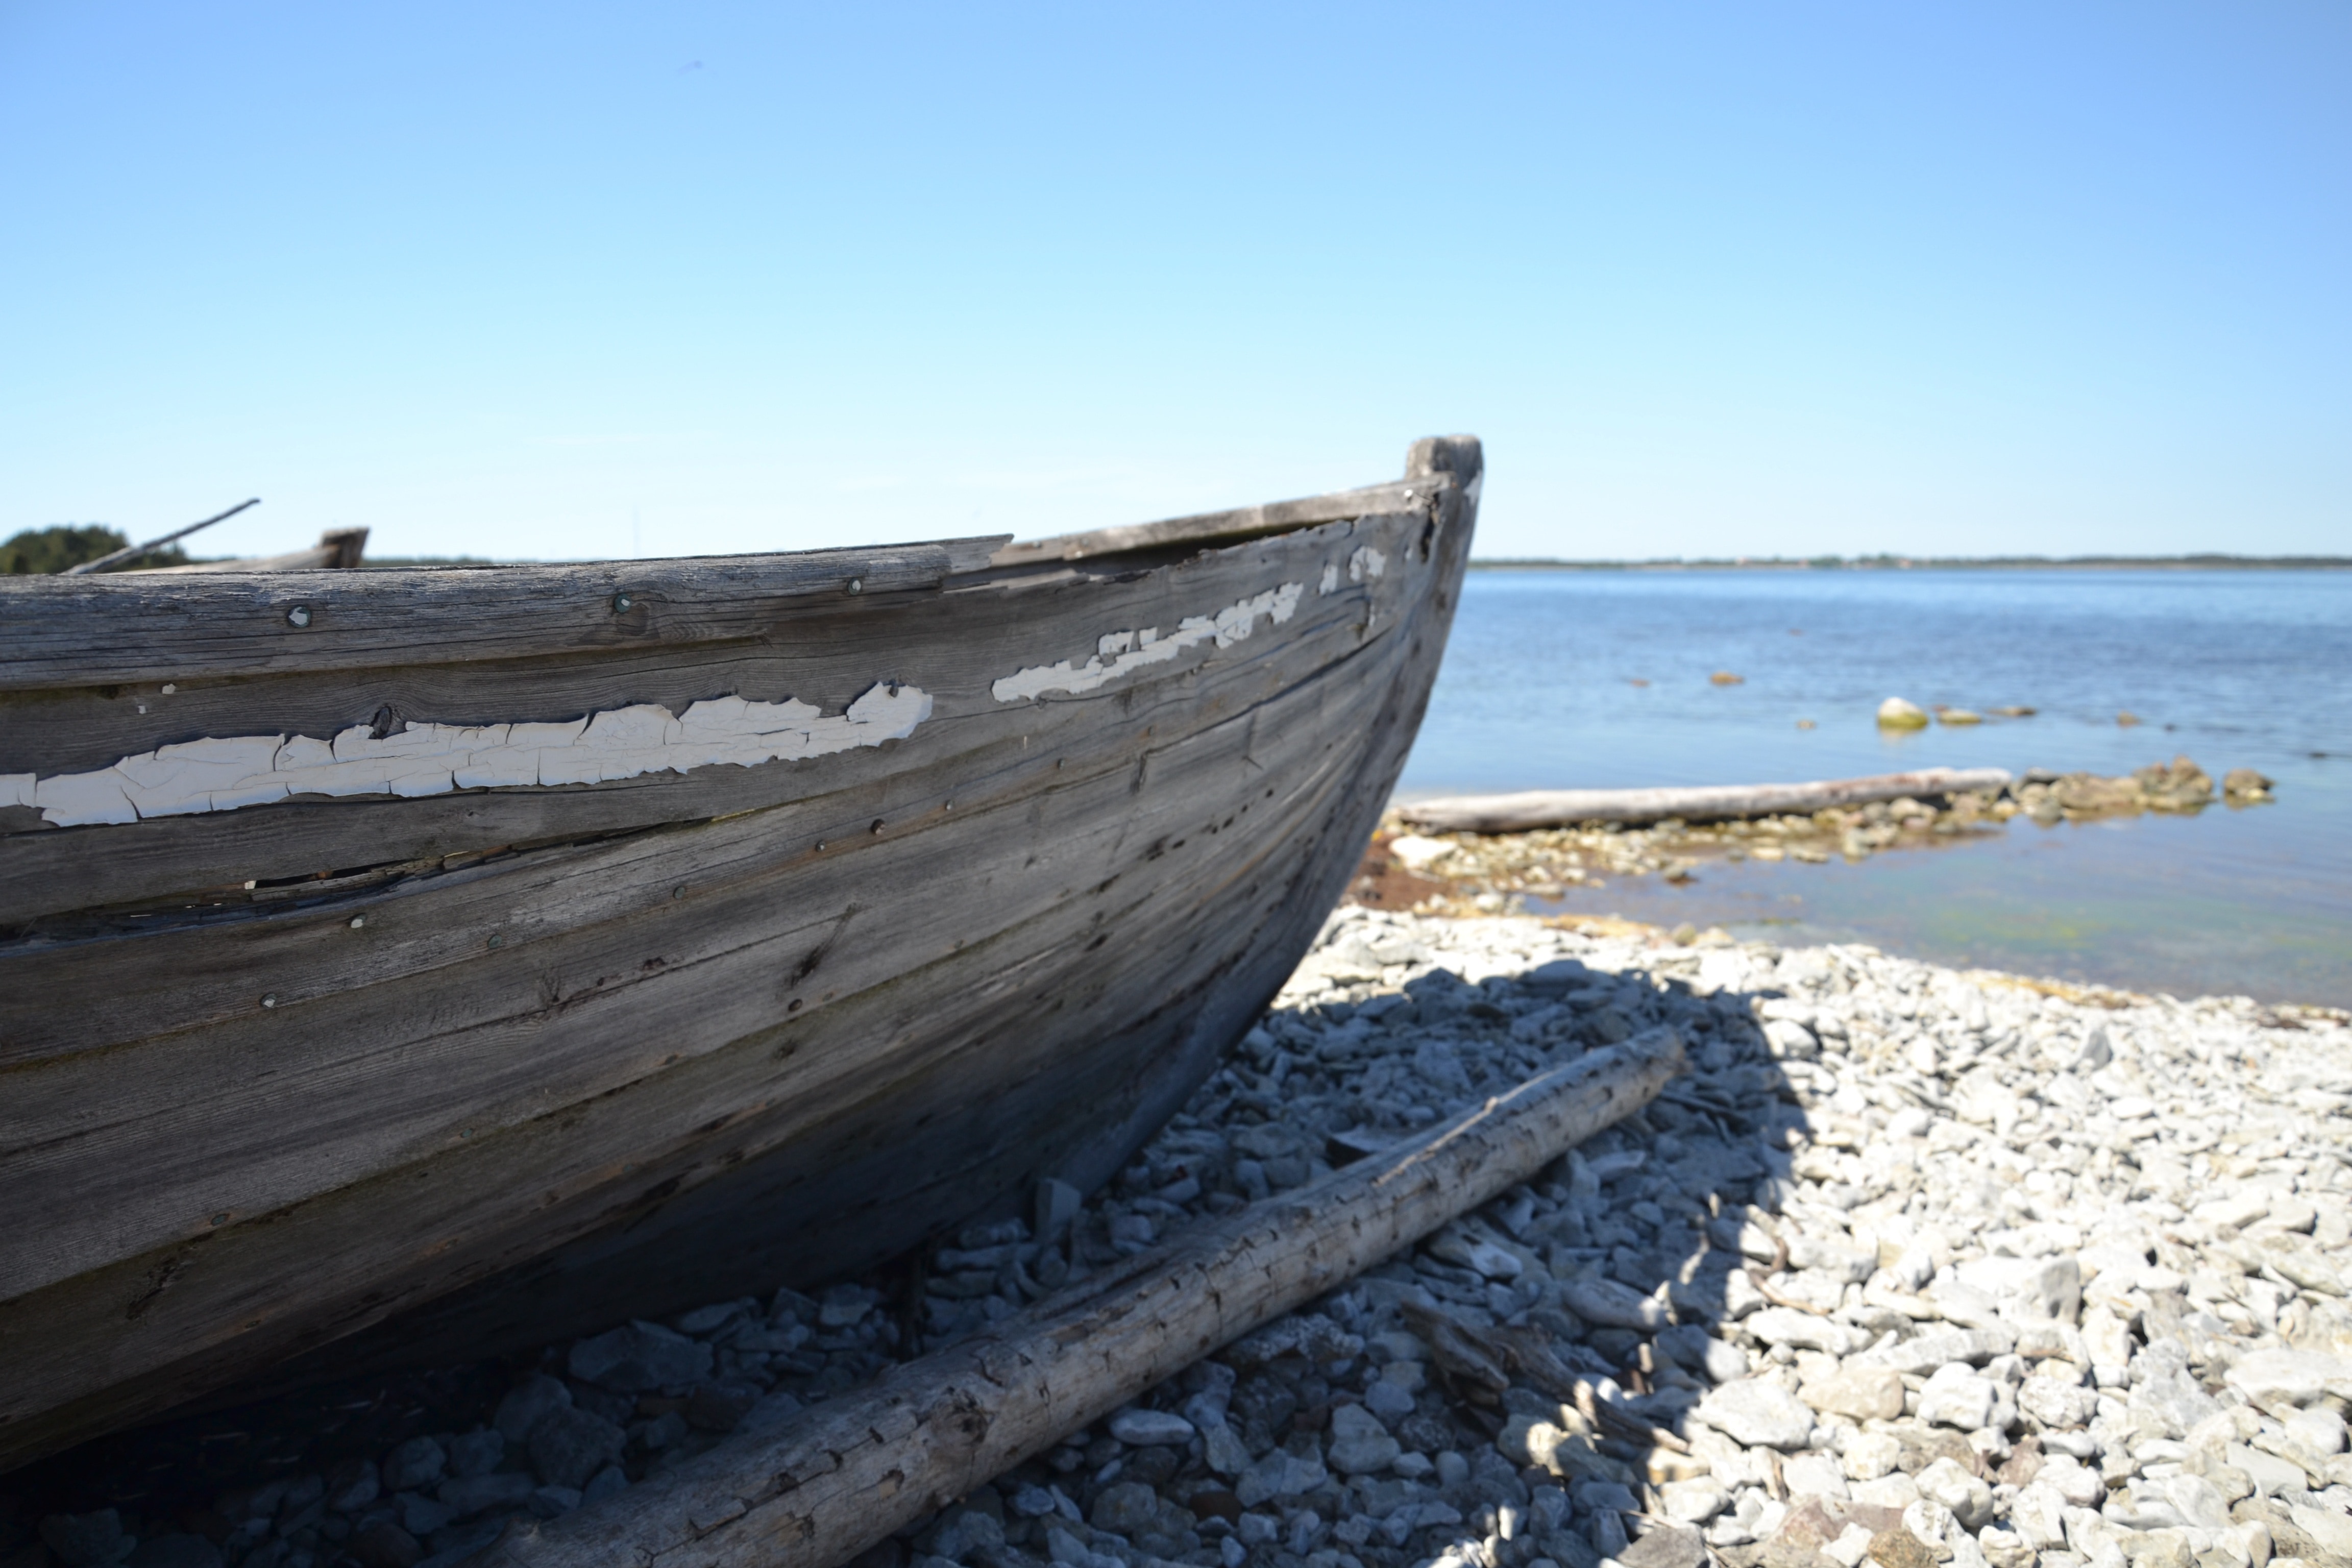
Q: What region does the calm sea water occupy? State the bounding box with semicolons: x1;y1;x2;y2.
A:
1395;569;2352;1006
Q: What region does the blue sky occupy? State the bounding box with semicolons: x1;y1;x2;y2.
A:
3;3;2346;562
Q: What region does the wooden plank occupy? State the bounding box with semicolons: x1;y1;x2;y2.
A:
1399;766;2019;832
0;575;1403;1070
0;512;1420;918
0;652;1387;1300
988;478;1430;565
0;537;1010;691
478;1031;1683;1568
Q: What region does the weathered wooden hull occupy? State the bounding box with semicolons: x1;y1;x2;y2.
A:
0;438;1479;1471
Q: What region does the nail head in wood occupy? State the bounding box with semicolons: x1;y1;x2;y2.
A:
285;606;311;628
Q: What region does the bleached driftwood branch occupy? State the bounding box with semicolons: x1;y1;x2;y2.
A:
1398;766;2014;834
476;1031;1685;1568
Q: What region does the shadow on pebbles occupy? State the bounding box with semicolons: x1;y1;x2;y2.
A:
10;910;2352;1568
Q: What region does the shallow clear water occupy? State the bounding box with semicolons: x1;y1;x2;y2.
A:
1397;569;2352;1005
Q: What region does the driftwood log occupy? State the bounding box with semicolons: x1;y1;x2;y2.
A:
476;1030;1685;1568
1398;766;2015;834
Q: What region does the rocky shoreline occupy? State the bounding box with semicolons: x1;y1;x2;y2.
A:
1366;758;2276;915
8;912;2350;1568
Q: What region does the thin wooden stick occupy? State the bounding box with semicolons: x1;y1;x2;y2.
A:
476;1030;1685;1568
63;498;259;575
1397;767;2014;833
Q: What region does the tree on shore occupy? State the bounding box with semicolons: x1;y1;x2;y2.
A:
3;525;190;574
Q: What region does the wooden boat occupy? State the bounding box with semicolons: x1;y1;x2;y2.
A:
0;437;1480;1471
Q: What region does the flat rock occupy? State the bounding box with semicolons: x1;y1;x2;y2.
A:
1693;1380;1815;1451
1799;1368;1904;1423
1107;1408;1196;1447
2222;1346;2352;1407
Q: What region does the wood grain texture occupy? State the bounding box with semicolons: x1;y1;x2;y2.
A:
0;438;1479;1472
0;537;1008;690
1399;766;2018;831
478;1030;1684;1568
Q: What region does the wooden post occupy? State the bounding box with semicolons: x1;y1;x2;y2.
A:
476;1031;1684;1568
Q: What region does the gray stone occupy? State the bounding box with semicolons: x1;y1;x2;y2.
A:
528;1405;627;1489
2284;1406;2347;1455
2015;1374;2099;1430
444;1428;504;1480
493;1374;573;1443
1799;1367;1904;1422
1235;1444;1330;1506
2221;1346;2352;1408
1954;1255;2082;1324
1559;1277;1666;1331
1913;1458;1992;1529
1107;1407;1195;1446
346;1522;422;1568
684;1382;761;1433
1326;1404;1401;1475
326;1458;381;1513
126;1538;219;1568
1851;1327;2012;1375
1916;1367;1998;1431
2128;1368;2222;1439
434;1472;536;1518
394;1494;453;1538
580;1467;628;1506
1748;1307;1855;1355
1088;1481;1161;1536
567;1320;714;1392
1693;1380;1815;1451
1615;1521;1705;1568
40;1511;132;1568
382;1437;448;1494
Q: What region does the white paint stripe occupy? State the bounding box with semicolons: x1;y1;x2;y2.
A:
991;582;1304;703
28;682;931;828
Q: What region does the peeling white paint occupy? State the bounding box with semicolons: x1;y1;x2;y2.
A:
991;582;1304;703
25;682;931;828
1348;546;1387;584
1318;563;1339;595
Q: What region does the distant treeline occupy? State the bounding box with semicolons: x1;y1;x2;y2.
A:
1469;552;2352;572
3;524;191;574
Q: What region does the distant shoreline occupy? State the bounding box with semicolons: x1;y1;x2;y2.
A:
1468;553;2351;571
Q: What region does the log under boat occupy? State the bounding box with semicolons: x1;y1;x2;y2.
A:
0;437;1480;1471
